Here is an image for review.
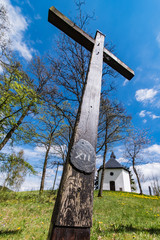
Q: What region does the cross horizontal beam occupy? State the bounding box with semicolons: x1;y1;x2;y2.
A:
48;6;134;80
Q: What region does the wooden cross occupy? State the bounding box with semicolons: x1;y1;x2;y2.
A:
47;6;134;240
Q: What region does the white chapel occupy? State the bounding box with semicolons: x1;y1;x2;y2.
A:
98;152;131;192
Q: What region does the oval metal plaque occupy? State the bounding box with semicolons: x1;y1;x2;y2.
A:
70;139;96;173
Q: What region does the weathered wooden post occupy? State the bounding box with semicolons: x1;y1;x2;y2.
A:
47;6;134;240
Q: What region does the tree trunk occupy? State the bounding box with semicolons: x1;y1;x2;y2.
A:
2;179;7;191
98;116;108;197
0;105;32;150
98;145;107;197
40;143;51;192
133;165;143;195
52;163;59;191
2;171;10;191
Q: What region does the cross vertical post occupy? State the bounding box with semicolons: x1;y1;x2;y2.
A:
47;6;134;240
48;30;104;240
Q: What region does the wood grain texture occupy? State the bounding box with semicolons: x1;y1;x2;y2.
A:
75;32;104;148
51;227;90;240
56;163;94;226
47;32;105;240
56;32;104;227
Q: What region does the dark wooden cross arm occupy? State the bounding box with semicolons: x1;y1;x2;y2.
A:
48;6;134;80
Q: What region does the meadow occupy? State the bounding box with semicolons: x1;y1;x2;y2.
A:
0;190;160;239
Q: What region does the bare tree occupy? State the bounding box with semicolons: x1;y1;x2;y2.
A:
97;97;131;197
0;3;10;57
124;129;150;194
28;103;65;193
48;0;116;135
51;160;64;191
49;127;70;191
150;176;160;196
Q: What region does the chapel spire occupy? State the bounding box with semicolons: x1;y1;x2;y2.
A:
110;151;116;159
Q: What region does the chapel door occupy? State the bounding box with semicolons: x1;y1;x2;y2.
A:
110;181;115;191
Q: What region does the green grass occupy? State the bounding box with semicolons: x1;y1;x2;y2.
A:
0;186;13;192
92;191;160;240
0;190;160;239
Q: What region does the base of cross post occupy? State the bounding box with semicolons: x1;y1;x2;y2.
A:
49;226;90;240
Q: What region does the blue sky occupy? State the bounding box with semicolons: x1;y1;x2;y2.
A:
1;0;160;194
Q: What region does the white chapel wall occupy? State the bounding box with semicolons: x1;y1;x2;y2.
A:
98;168;131;192
122;169;131;192
103;169;124;191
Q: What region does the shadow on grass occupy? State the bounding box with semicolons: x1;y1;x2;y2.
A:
106;224;160;235
0;229;22;236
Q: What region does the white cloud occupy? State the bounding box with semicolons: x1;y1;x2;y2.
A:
156;32;160;47
151;114;160;119
19;166;63;191
20;175;41;191
141;163;160;178
123;79;128;86
2;144;42;161
1;142;160;193
34;145;46;153
139;110;146;117
34;14;41;20
2;143;67;164
26;0;34;10
35;144;67;158
130;162;160;194
0;143;65;191
114;144;160;194
96;154;103;167
13;41;33;61
145;144;160;155
135;88;158;103
136;67;143;72
139;110;160;119
0;0;33;60
0;159;63;191
117;157;128;163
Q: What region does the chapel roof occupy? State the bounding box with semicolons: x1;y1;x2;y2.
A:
98;151;128;171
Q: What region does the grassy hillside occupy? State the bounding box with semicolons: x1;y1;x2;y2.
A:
0;190;160;239
0;186;12;192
